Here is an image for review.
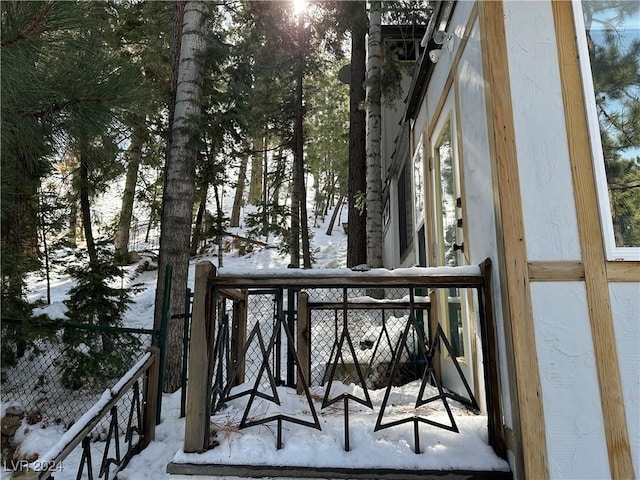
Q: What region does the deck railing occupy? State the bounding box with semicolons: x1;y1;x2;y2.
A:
183;259;505;459
30;348;160;480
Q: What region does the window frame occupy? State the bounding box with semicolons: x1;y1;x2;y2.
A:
572;0;640;261
431;112;468;361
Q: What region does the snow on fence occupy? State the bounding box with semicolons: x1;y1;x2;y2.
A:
31;348;159;480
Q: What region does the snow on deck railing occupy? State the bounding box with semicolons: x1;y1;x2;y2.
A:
32;349;158;479
211;264;484;288
216;264;481;278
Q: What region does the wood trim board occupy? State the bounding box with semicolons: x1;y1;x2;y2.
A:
478;2;549;478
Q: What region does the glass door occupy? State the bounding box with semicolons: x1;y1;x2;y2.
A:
431;103;474;399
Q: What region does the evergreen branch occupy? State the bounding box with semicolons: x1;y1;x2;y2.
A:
609;181;640;191
20;96;122;119
1;2;52;48
597;103;637;145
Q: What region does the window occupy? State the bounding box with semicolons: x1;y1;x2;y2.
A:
433;119;466;358
413;136;425;224
397;159;414;261
434;122;463;270
574;1;640;259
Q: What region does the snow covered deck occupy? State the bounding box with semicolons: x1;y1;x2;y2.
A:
168;381;511;479
169;260;510;479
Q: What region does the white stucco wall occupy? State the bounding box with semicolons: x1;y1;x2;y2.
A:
455;18;513;429
610;283;640;475
502;0;582;261
531;282;611;479
426;1;476;118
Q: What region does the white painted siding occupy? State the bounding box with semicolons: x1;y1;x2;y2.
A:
426;1;476;120
610;283;640;475
502;0;581;261
531;282;610;479
456;18;513;429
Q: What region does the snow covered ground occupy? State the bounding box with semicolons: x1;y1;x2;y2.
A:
1;201;510;479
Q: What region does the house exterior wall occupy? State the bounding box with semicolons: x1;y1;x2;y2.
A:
455;15;512;434
502;1;582;262
382;0;639;478
531;282;610;477
502;2;612;479
388;0;520;469
610;282;640;475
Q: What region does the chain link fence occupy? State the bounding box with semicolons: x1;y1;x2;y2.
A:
215;285;431;392
1;319;156;430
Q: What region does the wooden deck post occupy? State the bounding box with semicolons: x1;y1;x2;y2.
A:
142;346;160;447
184;261;215;453
478;259;506;458
231;290;248;386
296;292;310;395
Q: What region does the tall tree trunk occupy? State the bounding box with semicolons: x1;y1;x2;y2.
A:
214;185;224;268
301;171;311;268
38;194;51;305
145;170;161;244
68;195;78;247
366;0;383;268
79;156;97;264
153;0;207;393
248;135;264;205
262;141;272;239
190;184;208;255
230;156;247;227
290;15;305;268
326;189;346;236
313;169;323;226
114;120;145;265
347;1;368;268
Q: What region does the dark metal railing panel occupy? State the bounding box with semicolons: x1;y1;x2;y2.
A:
32;350;158;480
203;260;505;459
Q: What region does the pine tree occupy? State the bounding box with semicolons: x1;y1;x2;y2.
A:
109;1;174;264
154;0;209;393
366;0;384;268
583;2;640;247
346;1;369;268
1;1;139;318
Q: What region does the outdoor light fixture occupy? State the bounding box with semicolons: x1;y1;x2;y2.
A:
429;49;443;63
433;29;454;52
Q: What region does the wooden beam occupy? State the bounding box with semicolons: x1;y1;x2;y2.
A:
230;291;248;387
167;462;514;480
297;292;310;395
478;259;506;458
219;287;248;302
528;261;585;281
552;3;635;477
142;346;160;447
184;261;215;453
607;261;640;282
38;353;155;479
478;2;549;478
